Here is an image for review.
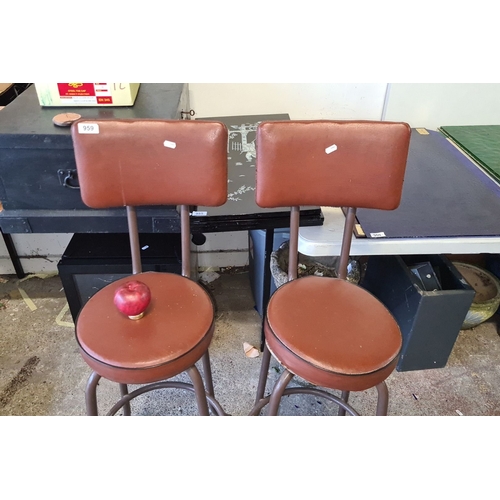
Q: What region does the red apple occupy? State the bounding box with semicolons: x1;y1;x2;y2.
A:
113;280;151;320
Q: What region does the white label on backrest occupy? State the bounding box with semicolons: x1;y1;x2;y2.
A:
163;140;176;149
370;232;386;238
77;123;99;134
325;144;337;154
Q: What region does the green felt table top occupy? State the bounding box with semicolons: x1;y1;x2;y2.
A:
440;125;500;183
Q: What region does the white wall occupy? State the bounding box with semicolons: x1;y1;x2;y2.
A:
189;83;387;120
384;83;500;130
0;234;73;275
2;83;498;274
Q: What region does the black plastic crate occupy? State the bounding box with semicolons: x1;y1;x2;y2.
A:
360;254;475;372
57;233;182;321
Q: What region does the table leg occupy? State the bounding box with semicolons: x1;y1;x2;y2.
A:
1;229;25;279
260;227;274;350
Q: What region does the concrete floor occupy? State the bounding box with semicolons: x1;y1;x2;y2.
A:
0;269;499;416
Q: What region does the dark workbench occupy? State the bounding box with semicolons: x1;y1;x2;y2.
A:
192;114;322;233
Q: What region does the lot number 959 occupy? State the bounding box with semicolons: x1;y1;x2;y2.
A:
77;123;100;134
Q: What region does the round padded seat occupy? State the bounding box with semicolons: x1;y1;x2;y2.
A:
264;276;403;392
76;272;215;385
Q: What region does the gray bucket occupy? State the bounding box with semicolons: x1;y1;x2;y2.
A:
270;240;361;289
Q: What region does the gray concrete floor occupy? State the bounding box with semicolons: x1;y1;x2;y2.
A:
0;269;499;416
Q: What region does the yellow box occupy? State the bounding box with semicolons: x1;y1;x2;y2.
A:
34;83;141;107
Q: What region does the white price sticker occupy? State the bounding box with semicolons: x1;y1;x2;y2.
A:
370;232;386;238
77;123;100;134
191;211;208;216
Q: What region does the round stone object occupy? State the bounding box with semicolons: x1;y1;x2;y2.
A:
52;112;82;127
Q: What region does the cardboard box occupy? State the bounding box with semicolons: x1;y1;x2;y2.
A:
34;83;140;107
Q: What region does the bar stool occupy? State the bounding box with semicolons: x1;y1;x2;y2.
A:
249;120;411;416
71;118;228;416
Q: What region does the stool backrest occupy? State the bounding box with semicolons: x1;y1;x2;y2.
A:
71;119;228;208
71;119;228;277
255;120;411;280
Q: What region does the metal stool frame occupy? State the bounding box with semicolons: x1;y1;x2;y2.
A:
71;119;228;416
249;120;411;416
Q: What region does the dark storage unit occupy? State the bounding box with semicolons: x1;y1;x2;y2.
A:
360;255;475;372
57;233;182;321
0;84;188;213
486;254;500;281
248;228;289;316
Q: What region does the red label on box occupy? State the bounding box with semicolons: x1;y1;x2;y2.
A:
97;96;113;104
57;83;96;97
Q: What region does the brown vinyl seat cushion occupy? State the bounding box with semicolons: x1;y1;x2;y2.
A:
264;276;403;392
76;272;215;385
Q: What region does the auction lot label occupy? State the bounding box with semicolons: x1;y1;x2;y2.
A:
57;83;113;105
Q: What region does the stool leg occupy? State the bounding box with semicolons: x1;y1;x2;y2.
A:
268;369;294;416
186;365;210;416
119;384;131;416
201;351;215;397
375;382;389;416
255;343;271;403
338;391;350;416
85;371;101;416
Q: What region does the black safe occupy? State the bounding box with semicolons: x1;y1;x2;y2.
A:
57;233;182;322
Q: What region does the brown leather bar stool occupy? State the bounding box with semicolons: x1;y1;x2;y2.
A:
71;118;228;416
249;120;411;416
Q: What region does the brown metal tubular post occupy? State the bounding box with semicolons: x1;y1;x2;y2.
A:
338;207;356;280
186;366;210;416
119;384;131;416
85;371;101;416
288;206;300;281
338;390;350;416
126;206;142;274
375;382;389;416
201;351;215;397
180;205;191;278
267;369;294;415
255;343;272;403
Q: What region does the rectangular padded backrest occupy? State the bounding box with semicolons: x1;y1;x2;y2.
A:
256;120;411;210
71;119;228;208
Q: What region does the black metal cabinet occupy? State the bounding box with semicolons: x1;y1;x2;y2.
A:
58;232;182;321
0;83;189;230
